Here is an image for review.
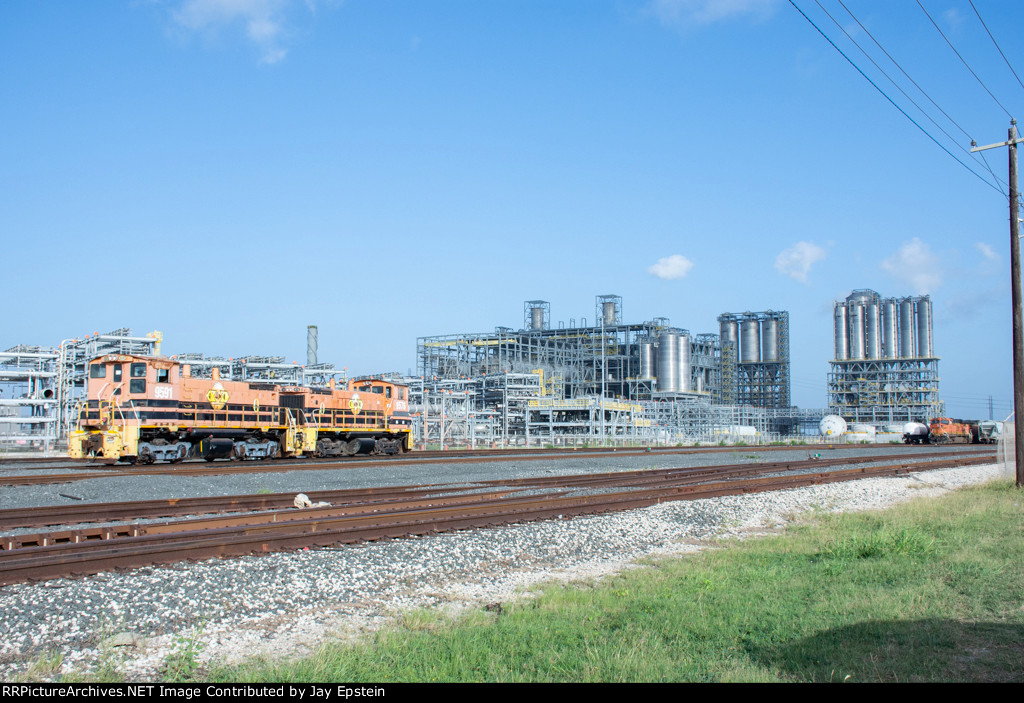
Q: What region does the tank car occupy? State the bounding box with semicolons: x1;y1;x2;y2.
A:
68;354;412;463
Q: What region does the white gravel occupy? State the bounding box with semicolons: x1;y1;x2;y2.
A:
0;460;1011;681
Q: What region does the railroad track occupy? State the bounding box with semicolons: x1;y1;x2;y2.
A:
0;444;994;486
0;450;994;586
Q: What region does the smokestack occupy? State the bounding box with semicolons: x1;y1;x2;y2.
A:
307;325;318;366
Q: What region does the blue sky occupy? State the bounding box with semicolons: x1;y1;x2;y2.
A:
2;1;1021;419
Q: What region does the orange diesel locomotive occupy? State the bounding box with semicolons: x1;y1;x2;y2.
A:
68;354;412;463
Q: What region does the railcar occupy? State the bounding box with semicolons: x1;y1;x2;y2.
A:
68;354;412;463
927;417;972;444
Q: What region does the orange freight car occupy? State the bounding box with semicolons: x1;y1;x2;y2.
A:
68;354;412;463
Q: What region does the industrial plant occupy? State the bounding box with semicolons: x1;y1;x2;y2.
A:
827;289;943;423
1;289;950;453
411;295;811;448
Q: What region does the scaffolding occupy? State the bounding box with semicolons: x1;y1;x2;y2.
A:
0;345;59;451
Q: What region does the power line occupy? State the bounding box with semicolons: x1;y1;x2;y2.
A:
969;0;1024;95
836;0;975;142
833;0;1007;194
788;0;1003;194
916;0;1014;120
815;0;1006;195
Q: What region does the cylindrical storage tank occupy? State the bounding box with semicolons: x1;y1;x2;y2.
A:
679;334;692;392
530;306;544;331
848;303;865;360
740;320;760;363
761;318;778;362
834;305;849;360
639;340;655;380
720;319;738;345
657;332;679;392
881;299;898;358
602;301;616;326
916;297;933;358
899;299;916;357
865;303;881;359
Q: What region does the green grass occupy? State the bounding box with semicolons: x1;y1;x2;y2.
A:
203;480;1024;683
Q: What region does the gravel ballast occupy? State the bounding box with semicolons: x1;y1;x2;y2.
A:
0;457;1011;680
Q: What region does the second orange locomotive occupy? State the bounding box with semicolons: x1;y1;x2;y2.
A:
69;354;412;463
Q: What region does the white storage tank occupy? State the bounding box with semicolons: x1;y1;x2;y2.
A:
762;318;779;362
740;320;761;363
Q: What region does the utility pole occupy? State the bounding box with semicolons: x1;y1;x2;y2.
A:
972;120;1024;487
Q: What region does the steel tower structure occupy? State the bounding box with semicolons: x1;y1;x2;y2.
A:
827;290;942;422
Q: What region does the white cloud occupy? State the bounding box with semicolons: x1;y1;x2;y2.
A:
976;242;999;262
774;241;826;283
645;0;779;27
648;254;695;280
881;237;943;294
943;8;965;31
172;0;314;63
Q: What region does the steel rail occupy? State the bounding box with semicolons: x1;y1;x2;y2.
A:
0;444;994;487
0;450;985;531
0;453;994;586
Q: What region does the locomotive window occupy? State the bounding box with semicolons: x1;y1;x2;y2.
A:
131;363;147;378
373;386;383;394
157;369;169;383
113;365;122;382
89;364;106;379
385;387;392;398
129;379;146;394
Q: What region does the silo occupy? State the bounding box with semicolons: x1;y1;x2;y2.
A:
762;318;779;362
916;297;933;358
881;299;898;358
834;305;849;360
639;339;655;380
602;301;617;326
848;303;865;360
530;306;545;331
679;334;692;392
657;331;679;392
865;302;881;359
899;299;916;357
720;319;738;347
740;320;761;363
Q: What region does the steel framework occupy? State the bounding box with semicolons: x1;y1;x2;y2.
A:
717;310;791;409
0;346;59;451
827;290;942;422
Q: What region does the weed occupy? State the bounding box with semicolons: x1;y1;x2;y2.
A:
161;623;207;682
10;650;65;682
